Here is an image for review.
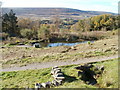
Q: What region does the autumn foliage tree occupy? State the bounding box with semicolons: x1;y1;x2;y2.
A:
70;14;118;32
37;24;50;40
20;28;35;40
89;14;118;31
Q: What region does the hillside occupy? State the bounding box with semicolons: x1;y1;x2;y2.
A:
1;33;118;69
2;8;115;19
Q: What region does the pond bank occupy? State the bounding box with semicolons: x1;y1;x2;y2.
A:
17;40;94;48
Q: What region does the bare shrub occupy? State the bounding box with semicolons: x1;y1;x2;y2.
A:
80;31;108;40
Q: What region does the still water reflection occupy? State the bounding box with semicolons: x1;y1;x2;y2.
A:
40;41;94;47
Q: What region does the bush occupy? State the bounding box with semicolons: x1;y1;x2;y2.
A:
87;41;91;45
20;29;35;39
37;25;50;39
0;32;9;40
81;31;107;40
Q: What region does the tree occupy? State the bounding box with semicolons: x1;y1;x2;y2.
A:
52;13;61;33
89;14;117;31
49;24;56;33
2;13;9;32
18;18;40;30
37;25;50;40
2;9;19;36
20;28;34;40
84;19;91;32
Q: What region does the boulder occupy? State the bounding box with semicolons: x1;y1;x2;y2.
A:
35;83;42;88
33;43;41;48
41;81;51;88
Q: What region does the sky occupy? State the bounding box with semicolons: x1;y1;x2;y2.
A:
0;0;119;13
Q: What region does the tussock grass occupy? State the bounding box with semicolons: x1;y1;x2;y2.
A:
2;48;117;68
2;34;118;68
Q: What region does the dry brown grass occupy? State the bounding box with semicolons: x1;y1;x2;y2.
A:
1;35;118;68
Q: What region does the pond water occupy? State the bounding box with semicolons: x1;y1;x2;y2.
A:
16;41;94;48
40;41;94;47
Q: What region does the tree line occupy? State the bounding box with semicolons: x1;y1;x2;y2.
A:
70;14;119;32
2;10;119;41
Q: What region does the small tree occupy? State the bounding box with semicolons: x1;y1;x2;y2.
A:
37;25;50;40
20;29;34;39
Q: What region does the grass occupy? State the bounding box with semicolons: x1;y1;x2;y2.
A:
1;58;118;88
2;47;117;68
80;31;108;40
1;33;118;68
96;59;118;88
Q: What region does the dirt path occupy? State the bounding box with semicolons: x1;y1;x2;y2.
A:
1;55;118;72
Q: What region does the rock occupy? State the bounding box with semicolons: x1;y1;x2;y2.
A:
54;69;62;75
55;79;63;85
51;66;61;75
75;64;105;85
41;82;51;88
51;80;59;86
18;43;25;45
78;71;83;77
100;66;104;71
0;46;5;48
104;49;111;52
111;44;116;46
53;73;65;80
71;46;76;50
33;43;41;48
35;83;42;88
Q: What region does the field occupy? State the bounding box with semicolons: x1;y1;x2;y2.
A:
1;30;119;88
1;33;118;69
1;58;118;88
1;3;119;89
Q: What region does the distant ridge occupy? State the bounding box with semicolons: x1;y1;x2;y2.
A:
2;8;115;19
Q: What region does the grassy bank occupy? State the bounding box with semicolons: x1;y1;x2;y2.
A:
2;34;118;68
1;58;118;88
2;47;117;68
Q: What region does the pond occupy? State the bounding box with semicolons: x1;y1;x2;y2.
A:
16;41;94;48
39;41;94;47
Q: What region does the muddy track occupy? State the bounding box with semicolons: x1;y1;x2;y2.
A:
1;55;118;72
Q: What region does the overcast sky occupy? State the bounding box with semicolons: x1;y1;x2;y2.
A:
0;0;119;13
